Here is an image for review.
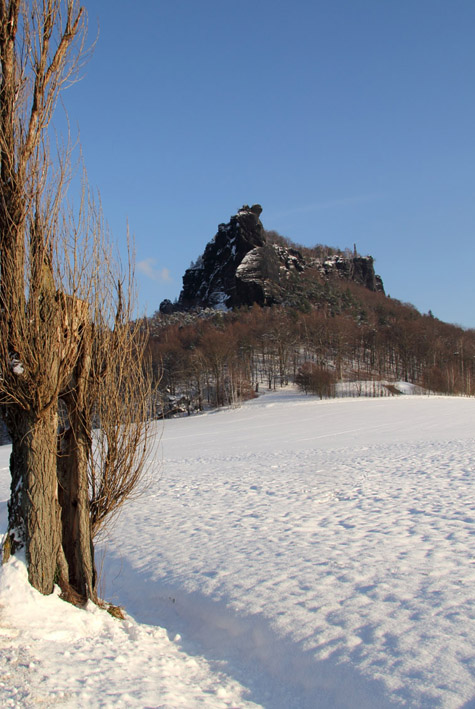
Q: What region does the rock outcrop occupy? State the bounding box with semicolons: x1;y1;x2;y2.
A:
162;205;384;312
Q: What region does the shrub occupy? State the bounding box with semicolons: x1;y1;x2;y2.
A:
296;362;336;399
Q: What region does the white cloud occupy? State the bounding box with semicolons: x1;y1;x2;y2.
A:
137;258;173;283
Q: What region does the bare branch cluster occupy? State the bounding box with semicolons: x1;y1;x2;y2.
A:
89;311;155;537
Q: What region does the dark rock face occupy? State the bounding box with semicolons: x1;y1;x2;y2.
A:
317;254;385;293
178;205;266;310
168;205;384;312
159;298;175;315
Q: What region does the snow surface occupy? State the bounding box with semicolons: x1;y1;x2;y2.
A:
0;388;474;708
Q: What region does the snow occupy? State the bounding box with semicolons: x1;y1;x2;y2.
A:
0;554;257;708
209;291;229;311
393;380;426;395
0;389;474;707
9;357;24;376
335;380;428;397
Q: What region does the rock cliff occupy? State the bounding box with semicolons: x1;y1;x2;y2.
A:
161;205;384;312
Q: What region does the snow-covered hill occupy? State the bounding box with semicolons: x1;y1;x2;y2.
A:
0;389;474;707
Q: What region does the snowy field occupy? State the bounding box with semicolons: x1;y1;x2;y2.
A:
0;388;474;708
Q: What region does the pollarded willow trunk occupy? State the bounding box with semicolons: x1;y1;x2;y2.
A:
5;406;63;595
58;315;97;602
1;286;97;602
57;409;96;601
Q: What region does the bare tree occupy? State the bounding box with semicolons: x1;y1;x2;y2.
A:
0;1;153;604
0;0;89;597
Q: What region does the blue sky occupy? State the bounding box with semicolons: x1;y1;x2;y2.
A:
61;0;475;327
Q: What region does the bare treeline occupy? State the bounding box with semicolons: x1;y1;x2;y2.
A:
146;285;475;414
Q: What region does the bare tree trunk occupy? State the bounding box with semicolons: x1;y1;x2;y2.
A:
57;309;96;601
5;406;62;595
57;410;96;600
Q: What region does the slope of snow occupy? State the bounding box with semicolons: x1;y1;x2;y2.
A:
0;389;474;707
0;552;258;708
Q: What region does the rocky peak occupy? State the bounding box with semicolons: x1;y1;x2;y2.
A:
162;205;384;313
177;204;266;310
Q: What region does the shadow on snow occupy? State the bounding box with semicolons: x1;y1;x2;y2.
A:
102;550;401;709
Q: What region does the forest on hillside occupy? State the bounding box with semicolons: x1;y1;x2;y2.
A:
145;279;475;417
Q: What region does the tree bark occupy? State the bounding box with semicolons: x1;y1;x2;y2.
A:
5;406;62;595
58;317;96;602
57;409;96;601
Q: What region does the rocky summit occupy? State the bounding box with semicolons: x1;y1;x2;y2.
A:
160;204;384;313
